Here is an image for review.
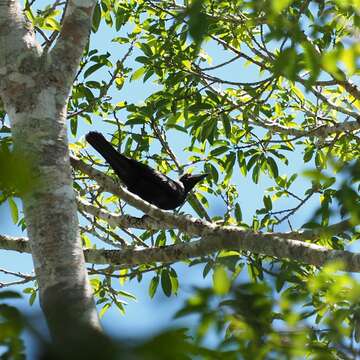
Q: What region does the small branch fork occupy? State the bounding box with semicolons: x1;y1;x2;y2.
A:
0;267;35;288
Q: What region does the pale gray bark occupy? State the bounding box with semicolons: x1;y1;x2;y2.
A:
1;219;359;271
254;119;360;138
0;0;100;344
77;197;352;242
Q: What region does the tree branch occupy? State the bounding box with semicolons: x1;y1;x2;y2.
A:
77;197;169;231
50;0;96;89
0;267;35;288
194;76;360;139
68;157;360;271
78;195;354;244
72;156;355;239
256;119;360;138
1;229;360;272
0;0;42;73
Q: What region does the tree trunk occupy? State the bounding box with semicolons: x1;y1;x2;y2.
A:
0;0;101;344
8;92;101;342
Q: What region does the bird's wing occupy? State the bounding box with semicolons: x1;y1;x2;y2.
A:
126;159;183;194
86;132;185;208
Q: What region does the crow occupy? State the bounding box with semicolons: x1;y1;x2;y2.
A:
85;132;207;210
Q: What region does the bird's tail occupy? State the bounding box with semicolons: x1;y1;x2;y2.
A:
85;132;129;175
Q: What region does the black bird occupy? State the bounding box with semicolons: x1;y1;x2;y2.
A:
85;132;207;210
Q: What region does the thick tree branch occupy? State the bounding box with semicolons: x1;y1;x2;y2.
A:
0;0;101;341
1;230;360;272
0;0;42;74
72;156;356;239
78;196;353;244
50;0;96;89
0;0;42;112
68;157;360;271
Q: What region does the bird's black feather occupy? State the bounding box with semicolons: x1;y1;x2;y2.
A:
85;132;207;210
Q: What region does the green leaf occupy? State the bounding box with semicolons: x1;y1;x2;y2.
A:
271;0;293;13
187;0;209;47
112;36;130;44
143;69;155;82
200;118;217;144
235;203;242;222
182;60;192;70
267;157;279;179
206;163;219;183
70;117;78;137
115;9;129;31
203;262;212;278
8;197;19;224
210;146;229;157
213;266;231;295
114;300;126;315
0;291;22;299
140;43;153;57
29;291;36;306
302;41;321;84
247;154;259;171
188;195;208;218
118;290;137;301
252;163;260;184
161;269;172;297
276;275;285;292
263;195;272;211
273;47;299;80
169;268;179;295
84;63;104;78
99;303;111;318
149;276;159;298
221;115;231;138
118;269;127;286
130;67;146;81
303;147;314;162
135;56;149;65
315;150;327;169
92;2;101;33
225;151;236;173
237;151;247;176
323;177;336;189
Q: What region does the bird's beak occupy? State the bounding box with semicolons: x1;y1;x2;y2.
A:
190;173;208;183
